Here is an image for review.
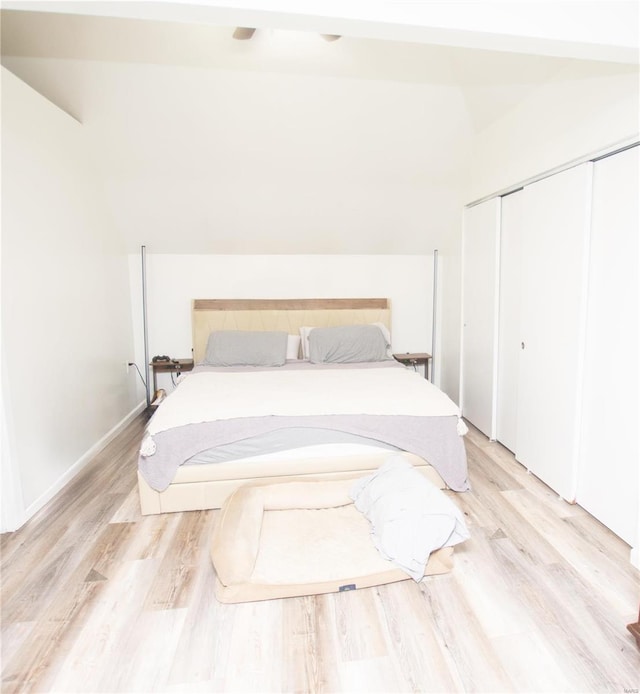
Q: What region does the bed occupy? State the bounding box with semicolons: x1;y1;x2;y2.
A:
137;298;469;515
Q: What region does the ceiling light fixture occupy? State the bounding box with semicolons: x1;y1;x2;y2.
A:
232;28;341;42
232;27;256;40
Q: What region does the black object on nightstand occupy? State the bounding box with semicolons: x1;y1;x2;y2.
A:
393;352;432;380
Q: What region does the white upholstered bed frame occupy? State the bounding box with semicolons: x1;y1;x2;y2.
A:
137;298;445;515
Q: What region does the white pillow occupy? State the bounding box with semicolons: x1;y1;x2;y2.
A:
299;326;315;360
286;334;302;360
373;322;393;356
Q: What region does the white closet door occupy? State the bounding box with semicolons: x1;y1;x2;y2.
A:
577;146;639;544
461;198;500;437
496;190;524;452
516;164;591;501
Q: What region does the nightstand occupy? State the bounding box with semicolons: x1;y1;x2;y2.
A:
393;352;432;380
150;358;194;393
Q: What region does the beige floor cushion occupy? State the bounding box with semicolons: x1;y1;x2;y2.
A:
210;477;454;603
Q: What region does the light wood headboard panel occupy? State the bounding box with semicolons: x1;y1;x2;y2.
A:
192;298;391;363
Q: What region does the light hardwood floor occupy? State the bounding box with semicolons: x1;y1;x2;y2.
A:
1;415;639;693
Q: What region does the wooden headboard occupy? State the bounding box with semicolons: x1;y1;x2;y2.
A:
192;298;391;363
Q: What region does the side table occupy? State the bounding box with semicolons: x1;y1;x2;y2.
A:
150;358;194;394
392;352;432;380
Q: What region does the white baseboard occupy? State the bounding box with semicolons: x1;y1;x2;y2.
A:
14;400;147;531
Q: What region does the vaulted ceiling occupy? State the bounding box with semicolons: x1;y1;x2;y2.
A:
2;3;637;254
0;8;607;132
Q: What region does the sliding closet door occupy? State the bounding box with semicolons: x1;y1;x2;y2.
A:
496;190;524;452
461;198;500;437
516;164;591;501
577;146;639;544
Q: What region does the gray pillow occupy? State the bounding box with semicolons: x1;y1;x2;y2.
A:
204;330;288;367
308;325;390;364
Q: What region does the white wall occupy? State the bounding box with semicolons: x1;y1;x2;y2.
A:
0;56;472;257
468;62;639;200
436;235;463;403
1;68;141;529
128;254;437;390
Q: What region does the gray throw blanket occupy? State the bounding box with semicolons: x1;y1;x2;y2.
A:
138;413;469;493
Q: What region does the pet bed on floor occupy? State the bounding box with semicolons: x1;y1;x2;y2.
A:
210;475;457;603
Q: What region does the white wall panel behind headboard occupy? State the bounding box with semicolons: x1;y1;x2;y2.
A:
128;254;436;386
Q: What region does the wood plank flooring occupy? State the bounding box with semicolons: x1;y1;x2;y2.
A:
2;416;639;693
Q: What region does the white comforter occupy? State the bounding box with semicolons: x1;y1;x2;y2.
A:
148;366;462;436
